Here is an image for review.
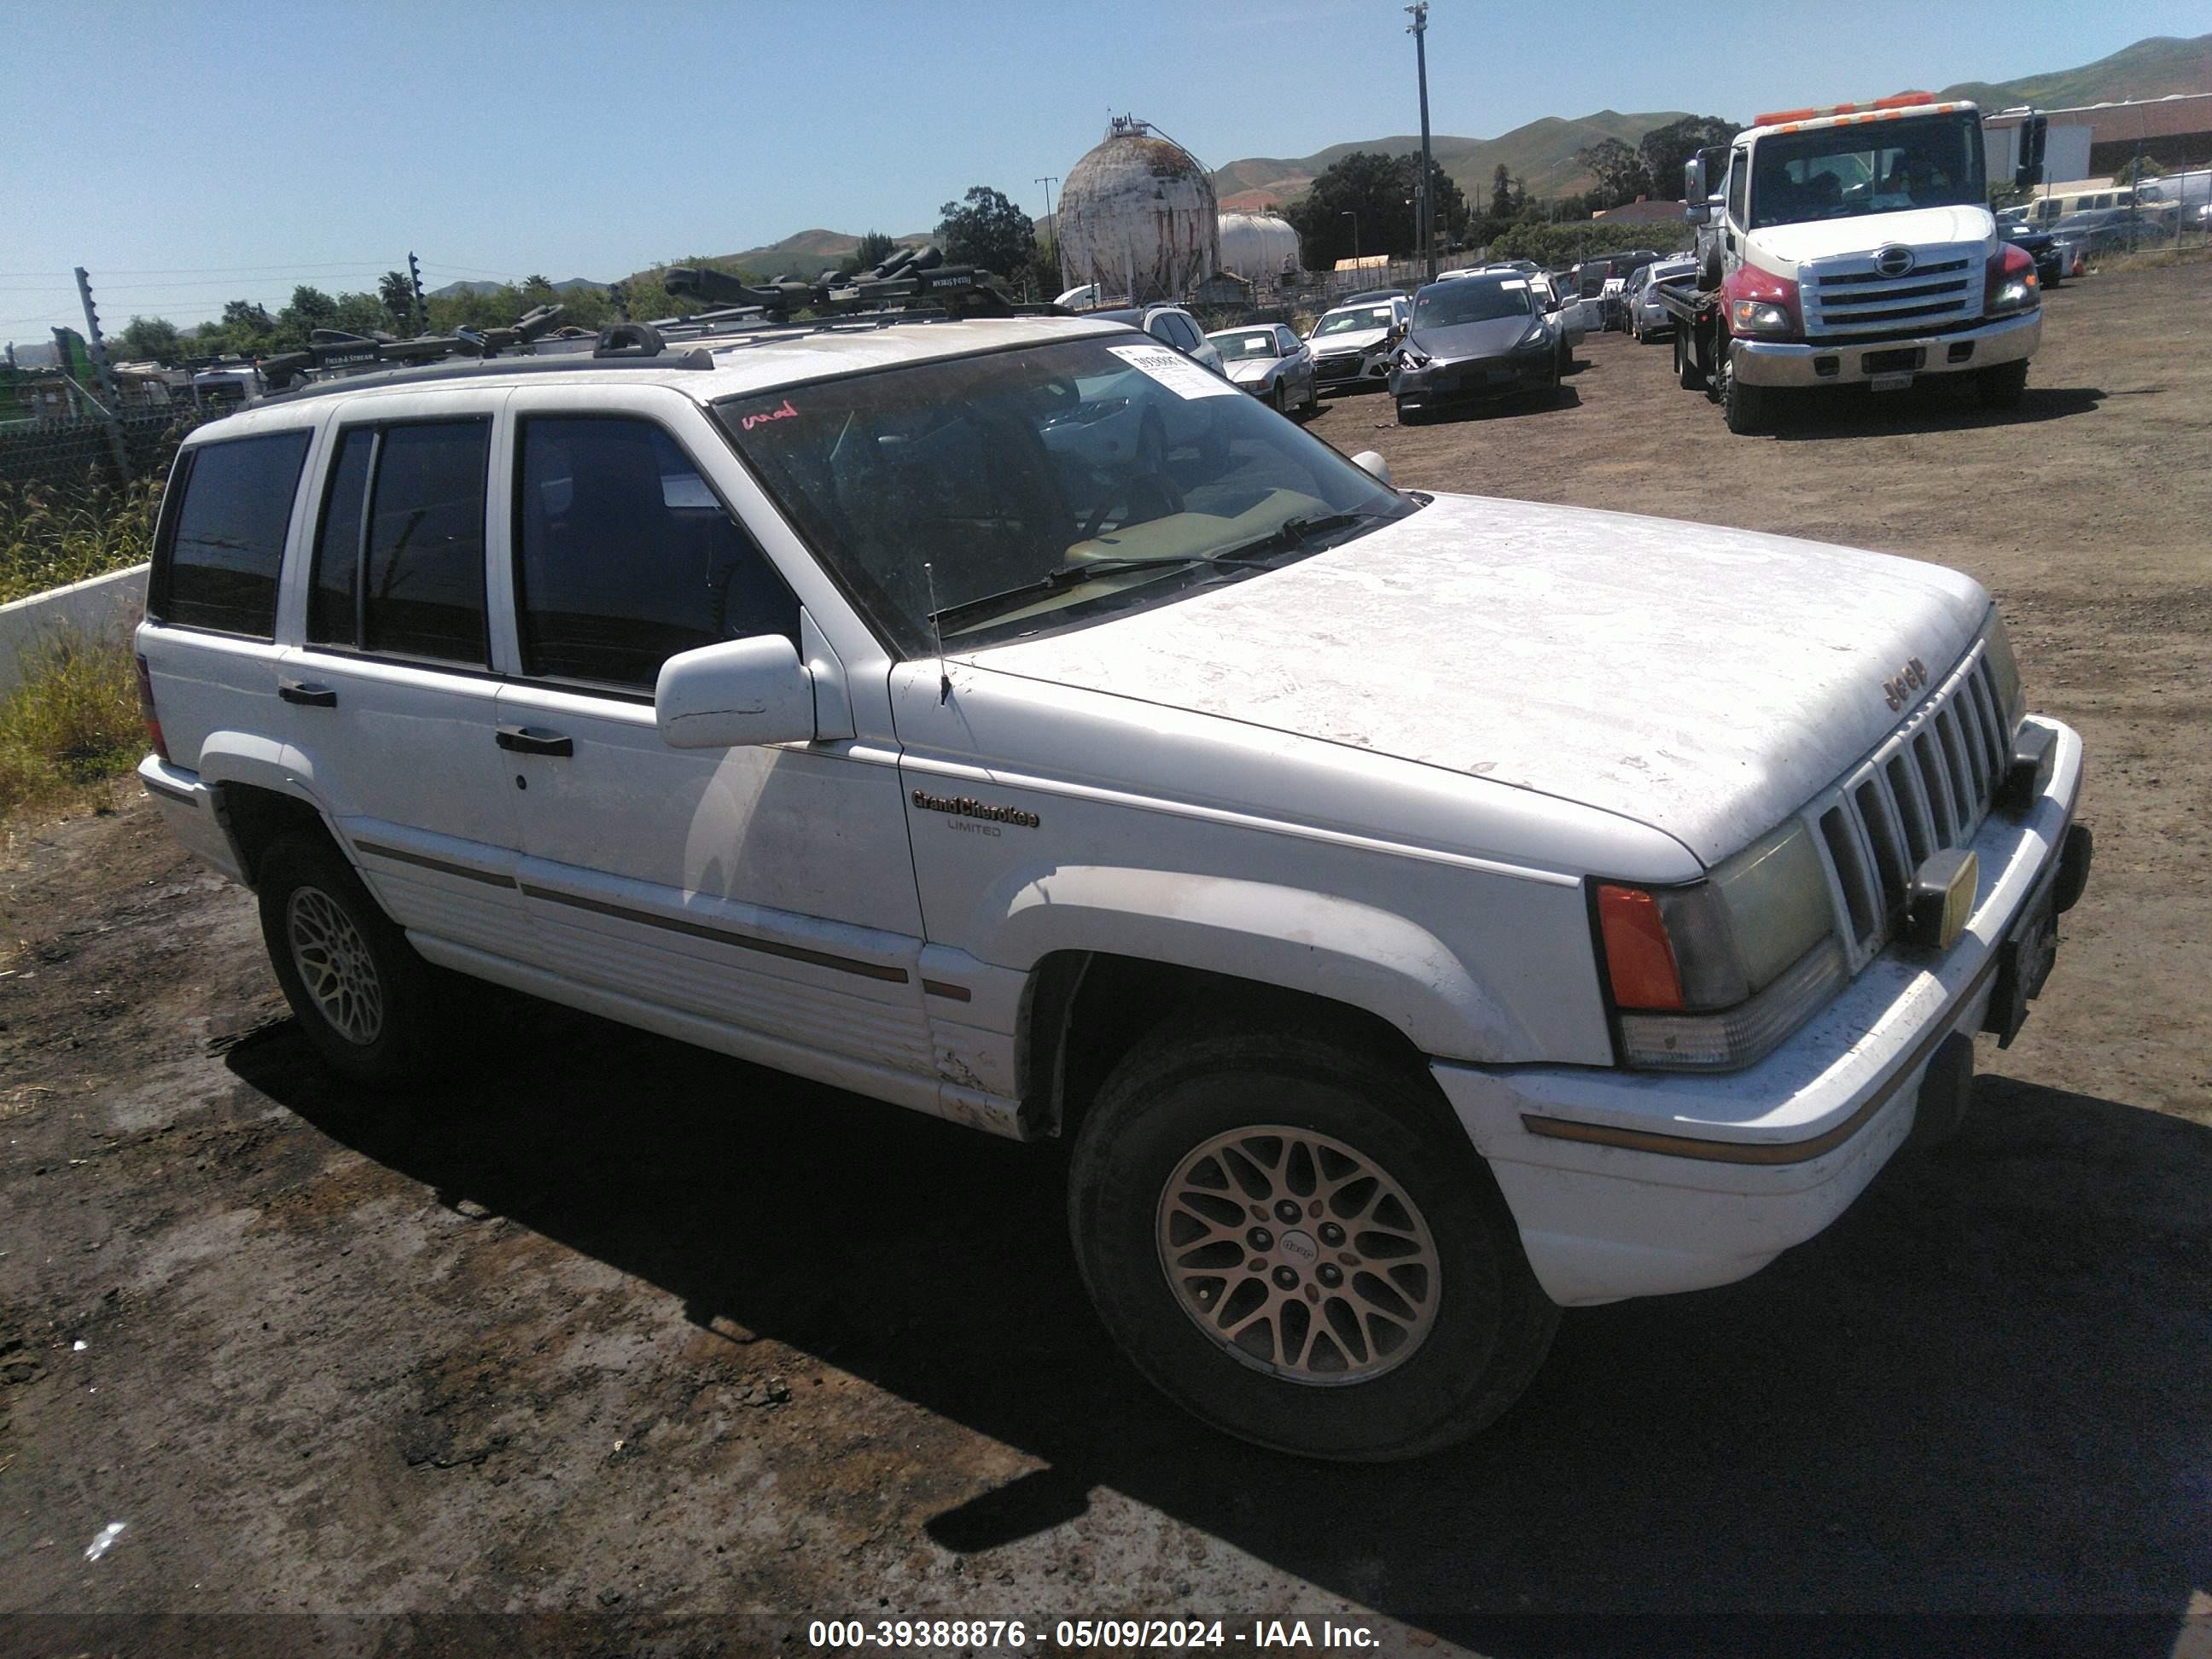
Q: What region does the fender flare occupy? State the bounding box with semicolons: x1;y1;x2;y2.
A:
992;865;1528;1062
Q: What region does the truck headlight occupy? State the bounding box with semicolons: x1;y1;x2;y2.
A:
1592;819;1842;1070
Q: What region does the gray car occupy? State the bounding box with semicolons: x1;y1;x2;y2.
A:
1388;271;1562;422
1205;323;1318;416
1627;257;1697;342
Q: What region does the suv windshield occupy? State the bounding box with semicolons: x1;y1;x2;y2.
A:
1211;329;1279;360
1313;306;1395;337
1749;112;1985;229
718;335;1412;653
1412;279;1533;329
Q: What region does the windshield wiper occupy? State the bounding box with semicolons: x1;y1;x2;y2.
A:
1211;509;1391;564
929;554;1213;627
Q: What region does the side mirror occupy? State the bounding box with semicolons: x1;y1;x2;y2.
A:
655;634;815;749
1351;450;1393;486
1684;201;1713;227
1685;154;1708;203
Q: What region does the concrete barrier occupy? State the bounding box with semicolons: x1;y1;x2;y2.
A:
0;562;148;697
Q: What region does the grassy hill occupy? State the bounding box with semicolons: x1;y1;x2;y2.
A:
1213;109;1696;210
643;228;935;284
1934;31;2212;110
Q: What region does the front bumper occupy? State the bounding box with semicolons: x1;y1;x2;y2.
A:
1732;308;2040;388
1433;715;2085;1307
1391;352;1555;408
1313;350;1390;391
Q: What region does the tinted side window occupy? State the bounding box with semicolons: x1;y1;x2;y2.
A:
152;431;311;637
306;428;373;646
360;422;489;664
515;417;797;690
1728;148;1750;224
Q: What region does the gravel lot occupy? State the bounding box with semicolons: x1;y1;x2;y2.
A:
3;259;2208;1656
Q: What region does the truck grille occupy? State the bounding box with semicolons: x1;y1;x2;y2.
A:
1805;639;2012;966
1801;243;1983;340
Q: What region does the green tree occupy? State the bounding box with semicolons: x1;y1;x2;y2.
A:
1575;138;1650;210
377;271;418;330
116;316;184;364
1284;150;1464;265
220;299;275;335
935;185;1036;278
1637;116;1741;202
1489;163;1514;219
2114;155;2164;185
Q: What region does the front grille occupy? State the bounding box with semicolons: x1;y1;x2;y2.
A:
1314;353;1367;383
1805;640;2012;966
1802;245;1982;340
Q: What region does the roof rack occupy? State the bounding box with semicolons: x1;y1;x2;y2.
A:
259;249;1066;399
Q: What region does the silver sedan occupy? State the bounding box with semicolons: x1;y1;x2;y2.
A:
1204;323;1319;416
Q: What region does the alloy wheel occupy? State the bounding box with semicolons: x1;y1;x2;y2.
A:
286;886;385;1045
1155;1125;1440;1385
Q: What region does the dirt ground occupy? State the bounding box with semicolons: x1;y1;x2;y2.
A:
3;260;2208;1657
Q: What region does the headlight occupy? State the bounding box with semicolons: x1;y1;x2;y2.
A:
1728;299;1796;336
1592;819;1840;1070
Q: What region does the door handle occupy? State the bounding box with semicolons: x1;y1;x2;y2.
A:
277;678;337;707
495;725;573;758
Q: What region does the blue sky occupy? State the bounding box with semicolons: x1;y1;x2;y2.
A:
3;1;2203;342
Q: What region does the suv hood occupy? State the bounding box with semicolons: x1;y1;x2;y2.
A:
970;493;1990;865
1750;204;1994;273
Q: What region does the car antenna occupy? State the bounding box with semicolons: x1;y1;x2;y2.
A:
923;562;952;703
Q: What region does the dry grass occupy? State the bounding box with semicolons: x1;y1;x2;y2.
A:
0;630;144;817
0;478;162;606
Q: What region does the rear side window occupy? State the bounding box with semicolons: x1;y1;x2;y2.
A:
306;421;489;664
515;416;796;690
150;430;311;637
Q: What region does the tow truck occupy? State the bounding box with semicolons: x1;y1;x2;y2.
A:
1658;93;2046;434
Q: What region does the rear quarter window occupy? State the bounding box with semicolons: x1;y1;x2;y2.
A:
148;429;312;637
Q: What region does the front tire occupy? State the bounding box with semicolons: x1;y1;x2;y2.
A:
1720;347;1768;434
256;832;450;1086
1068;1025;1559;1462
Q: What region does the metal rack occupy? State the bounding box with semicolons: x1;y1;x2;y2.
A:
259;247;1064;398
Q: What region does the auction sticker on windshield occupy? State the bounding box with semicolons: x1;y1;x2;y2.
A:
1108;343;1241;399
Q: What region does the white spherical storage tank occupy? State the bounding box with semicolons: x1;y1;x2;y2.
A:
1058;117;1220;305
1216;212;1302;280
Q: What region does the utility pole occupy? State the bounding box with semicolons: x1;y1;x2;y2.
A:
1342;209;1359;267
1035;176;1062;291
73;267;132;484
1406;2;1435;282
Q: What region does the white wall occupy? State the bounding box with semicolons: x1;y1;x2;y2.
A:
0;563;148;697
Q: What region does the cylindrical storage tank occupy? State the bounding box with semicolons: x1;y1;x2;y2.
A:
1058;117;1220;306
1216;212;1301;279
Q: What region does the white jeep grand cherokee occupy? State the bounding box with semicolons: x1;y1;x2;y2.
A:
135;313;2091;1461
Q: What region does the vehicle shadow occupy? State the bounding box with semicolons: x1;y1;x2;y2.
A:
1411;387;1584;428
1773;383;2107;439
231;1009;2212;1650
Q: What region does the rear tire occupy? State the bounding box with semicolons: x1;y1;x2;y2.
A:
1068;1024;1559;1462
1676;328;1703;390
1978;359;2029;410
256;833;451;1086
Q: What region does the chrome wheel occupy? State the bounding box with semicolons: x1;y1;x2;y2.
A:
286;886;384;1046
1156;1125;1440;1385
